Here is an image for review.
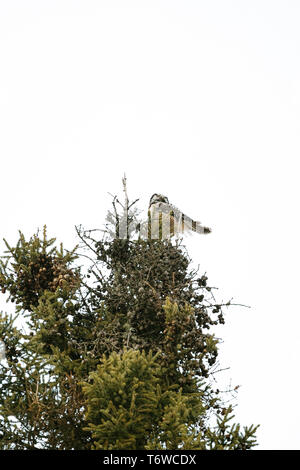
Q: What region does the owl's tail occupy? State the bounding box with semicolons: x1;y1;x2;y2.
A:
178;214;212;236
192;221;212;235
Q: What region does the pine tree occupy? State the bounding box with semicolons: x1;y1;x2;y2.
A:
0;197;259;450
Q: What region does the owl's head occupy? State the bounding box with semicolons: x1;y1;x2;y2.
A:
149;193;169;207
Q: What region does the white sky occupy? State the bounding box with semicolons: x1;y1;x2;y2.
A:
1;0;300;450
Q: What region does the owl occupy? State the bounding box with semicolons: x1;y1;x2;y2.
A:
139;193;211;240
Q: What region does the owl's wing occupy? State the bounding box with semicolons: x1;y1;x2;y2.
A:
153;202;212;236
138;201;211;240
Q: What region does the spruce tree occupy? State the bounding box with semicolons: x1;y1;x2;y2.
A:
0;195;259;450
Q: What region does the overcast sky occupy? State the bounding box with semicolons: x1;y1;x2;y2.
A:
1;0;300;450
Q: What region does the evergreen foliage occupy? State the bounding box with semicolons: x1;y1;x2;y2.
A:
0;205;259;449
